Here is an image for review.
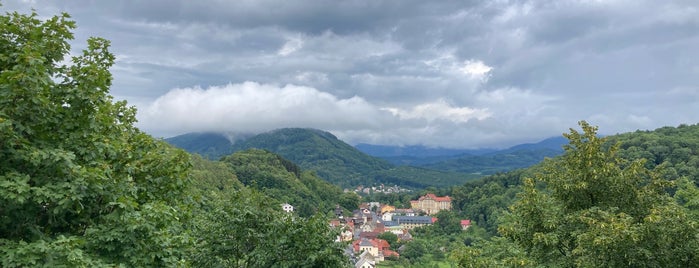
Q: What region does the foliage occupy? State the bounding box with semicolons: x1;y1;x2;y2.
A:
188;153;243;193
165;132;234;160
221;149;348;217
169;128;481;189
372;166;480;189
190;188;350;267
377;232;399;250
424;148;563;175
0;10;191;266
449;170;528;235
498;121;699;267
450;236;532;268
230;128;393;188
610;123;699;183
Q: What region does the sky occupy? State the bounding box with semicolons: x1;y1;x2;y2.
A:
3;0;699;148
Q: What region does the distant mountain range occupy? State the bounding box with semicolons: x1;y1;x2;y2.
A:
353;144;497;158
165;129;566;188
356;137;567;172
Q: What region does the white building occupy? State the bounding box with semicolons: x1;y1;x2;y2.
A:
282;203;294;213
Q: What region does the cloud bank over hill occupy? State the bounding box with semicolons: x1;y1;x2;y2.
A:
3;0;698;148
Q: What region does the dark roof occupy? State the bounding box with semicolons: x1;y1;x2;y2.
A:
393;216;433;224
383;221;399;227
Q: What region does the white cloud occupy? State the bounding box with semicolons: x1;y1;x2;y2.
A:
278;35;304;56
9;0;698;148
459;60;493;81
138;82;391;136
381;99;491;123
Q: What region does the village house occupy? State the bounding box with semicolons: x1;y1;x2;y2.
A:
353;238;399;263
381;211;394;222
380;204;395;214
409;193;452;215
355;251;376;268
393;208;416;216
281;203;294;213
461;219;472;230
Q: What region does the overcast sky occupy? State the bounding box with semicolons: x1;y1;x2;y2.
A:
4;0;699;148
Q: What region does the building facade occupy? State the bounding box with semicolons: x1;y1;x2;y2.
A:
409;193;452;215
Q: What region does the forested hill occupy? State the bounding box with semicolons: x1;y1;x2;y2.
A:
365;137;567;175
450;123;699;235
220;149;360;216
229;128;393;186
167;128;478;188
164;132;235;159
443;122;699;267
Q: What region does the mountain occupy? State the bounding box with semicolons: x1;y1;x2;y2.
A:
500;136;568;153
164;132;234;159
420;137;566;174
358;136;567;173
166;128;478;188
229;128;394;187
354;144;495;158
422;147;562;175
221;149;356;216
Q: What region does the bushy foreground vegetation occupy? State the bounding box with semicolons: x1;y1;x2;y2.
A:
0;10;349;267
419;122;699;267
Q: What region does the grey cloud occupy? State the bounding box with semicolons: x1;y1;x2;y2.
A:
3;0;698;148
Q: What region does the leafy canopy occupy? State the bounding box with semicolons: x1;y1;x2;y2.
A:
498;121;699;267
0;10;192;267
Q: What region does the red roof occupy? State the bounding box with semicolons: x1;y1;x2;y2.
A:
384;249;400;257
461;220;472;226
359;231;380;240
352;240;360;252
419;193;451;202
375;238;390;250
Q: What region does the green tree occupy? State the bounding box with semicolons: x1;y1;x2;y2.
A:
190;189;350;267
450;237;532;268
0;10;191;266
401;239;428;262
377;232;398;250
499;121;699;267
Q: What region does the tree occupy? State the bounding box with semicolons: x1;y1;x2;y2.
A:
401;239;428;262
499;121;699;267
377;232;398;250
450;237;532;268
190;189;350;267
0;10;191;266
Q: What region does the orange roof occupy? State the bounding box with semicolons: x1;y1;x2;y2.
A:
384;249;400;257
375;238;390;250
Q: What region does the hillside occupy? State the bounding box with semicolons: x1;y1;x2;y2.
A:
444;122;699;267
422;147;562;175
372;137;567;174
230;128;393;187
165;129;570;189
449;123;699;236
220;149;359;216
167;128;477;188
354;144;495;158
164;132;234;159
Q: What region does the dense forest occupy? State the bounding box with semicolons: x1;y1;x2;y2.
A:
394;122;699;267
4;8;699;268
168;128;482;188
